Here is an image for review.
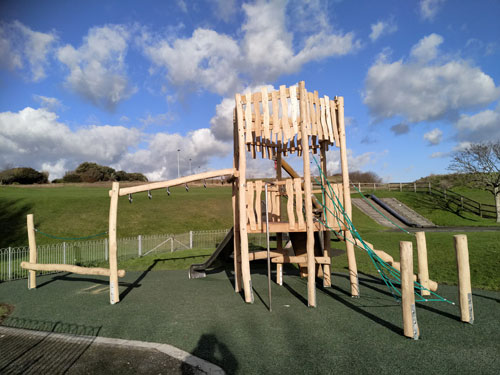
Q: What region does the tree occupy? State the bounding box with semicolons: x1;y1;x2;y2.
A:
448;141;500;223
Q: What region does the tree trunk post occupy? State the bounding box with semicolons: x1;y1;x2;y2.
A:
27;214;37;289
454;234;474;324
400;241;419;340
415;232;430;296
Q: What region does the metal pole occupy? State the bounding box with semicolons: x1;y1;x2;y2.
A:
138;235;142;257
265;183;272;312
177;149;181;178
189;231;193;249
8;247;12;281
63;242;66;264
105;238;108;261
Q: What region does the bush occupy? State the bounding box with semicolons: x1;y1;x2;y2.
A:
62;172;82;183
0;167;49;185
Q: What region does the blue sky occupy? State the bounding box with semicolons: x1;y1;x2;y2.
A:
1;0;499;182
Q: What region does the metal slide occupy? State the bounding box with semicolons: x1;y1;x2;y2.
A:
188;227;234;279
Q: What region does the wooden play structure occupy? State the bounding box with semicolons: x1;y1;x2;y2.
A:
20;80;475;339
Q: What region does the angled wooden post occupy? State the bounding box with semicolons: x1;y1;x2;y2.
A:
454;234;474;324
27;214;37;289
400;241;419;340
235;93;253;303
299;81;316;307
337;96;359;297
416;231;430;296
109;182;120;304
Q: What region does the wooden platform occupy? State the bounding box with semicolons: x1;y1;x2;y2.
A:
246;221;343;233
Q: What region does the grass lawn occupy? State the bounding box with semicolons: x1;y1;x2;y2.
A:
0;184;233;248
1;269;499;374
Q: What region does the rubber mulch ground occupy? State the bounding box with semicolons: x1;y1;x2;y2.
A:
1;266;499;374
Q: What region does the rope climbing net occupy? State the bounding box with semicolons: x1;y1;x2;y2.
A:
312;157;454;305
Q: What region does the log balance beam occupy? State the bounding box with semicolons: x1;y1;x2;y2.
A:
21;262;126;277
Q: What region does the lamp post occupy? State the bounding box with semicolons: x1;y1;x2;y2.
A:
177;149;180;178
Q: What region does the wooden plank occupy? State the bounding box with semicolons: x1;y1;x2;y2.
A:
314;91;323;139
273;189;280;222
27;214;37;289
330;99;340;147
255;180;263;227
308;92;317;136
109;181;120;304
261;87;270;140
246;181;256;231
324;96;334;143
319;97;328;141
245;92;253;144
286;179;296;230
294;178;305;230
247;221;330;233
271;90;280;144
290;85;299;137
279;85;290;142
21;262;126;277
248;250;288;261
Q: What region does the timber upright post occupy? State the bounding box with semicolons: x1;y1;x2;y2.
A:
232;108;242;293
27;214;37;289
337;96;359;297
276;153;284;286
235;93;253;303
108;182;120;304
299;81;316;307
320;142;331;287
416;231;430;296
454;234;474;324
400;241;419;340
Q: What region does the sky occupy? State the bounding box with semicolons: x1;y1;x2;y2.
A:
0;0;499;182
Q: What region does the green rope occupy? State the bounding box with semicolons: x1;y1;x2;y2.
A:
35;228;108;241
351;184;412;235
312;156;454;305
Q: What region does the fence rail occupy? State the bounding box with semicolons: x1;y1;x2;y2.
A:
0;228;282;283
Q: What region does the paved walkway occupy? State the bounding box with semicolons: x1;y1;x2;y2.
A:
0;326;224;375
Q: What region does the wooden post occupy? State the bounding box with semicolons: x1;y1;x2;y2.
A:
337;96;359;297
415;231;430;296
235;93;253;303
414;183;417;193
454;235;474;324
232;109;242;293
400;182;402;192
109;182;120;304
320;142;331;288
400;241;419;340
299;81;316;307
27;214;37;289
276;152;283;286
428;181;431;193
478;203;482;218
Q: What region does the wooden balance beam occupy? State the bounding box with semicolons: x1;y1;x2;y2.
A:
21;262;126;278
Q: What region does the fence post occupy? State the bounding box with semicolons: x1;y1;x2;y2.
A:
461;196;464;209
444;189;447;200
63;242;66;264
414;183;416;193
478;203;482;218
374;183;376;191
138;235;142;257
190;231;193;249
388;183;391;191
400;241;419;340
400;182;402;192
454;235;474;324
105;238;108;261
358;182;361;192
8;247;12;281
415;232;430;296
171;237;174;252
428;182;431;193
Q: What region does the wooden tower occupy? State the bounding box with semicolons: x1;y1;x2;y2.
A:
233;81;359;307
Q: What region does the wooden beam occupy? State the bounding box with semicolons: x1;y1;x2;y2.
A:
109;181;120;304
272;256;331;264
21;262;126;277
117;169;235;196
27;214;37;289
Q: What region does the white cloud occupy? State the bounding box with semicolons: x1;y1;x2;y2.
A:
364;34;500;123
390;123;409;135
0;21;56;81
139;112;174;127
325;149;383;174
33;95;64;112
209;97;236;141
57;25;136;111
455;105;500;142
0;107;141;179
410;33;442;62
142;0;360;96
419;0;445;21
423;128;443;145
212;0;238;22
369;20;397;42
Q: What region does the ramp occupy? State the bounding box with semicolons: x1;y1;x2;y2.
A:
380;198;435;228
352;198;408;229
188;228;234;279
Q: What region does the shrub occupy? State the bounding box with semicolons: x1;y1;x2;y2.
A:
0;167;49;185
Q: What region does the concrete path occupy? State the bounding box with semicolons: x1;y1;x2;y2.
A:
0;326;224;375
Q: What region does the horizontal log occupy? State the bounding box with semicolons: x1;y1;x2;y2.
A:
248;250;288;261
21;262;126;278
116;169;236;196
271;256;331;264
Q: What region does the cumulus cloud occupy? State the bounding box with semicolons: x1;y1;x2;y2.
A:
139;112;174;127
325;149;384;174
33;95;64;112
419;0;445;21
369;19;397;42
212;0;238;22
364;34;500;123
142;0;359;96
455;104;500;143
390;123;409;135
57;25;136;110
0;20;56;81
423;128;443;145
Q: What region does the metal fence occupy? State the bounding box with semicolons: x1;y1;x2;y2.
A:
0;228;281;282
